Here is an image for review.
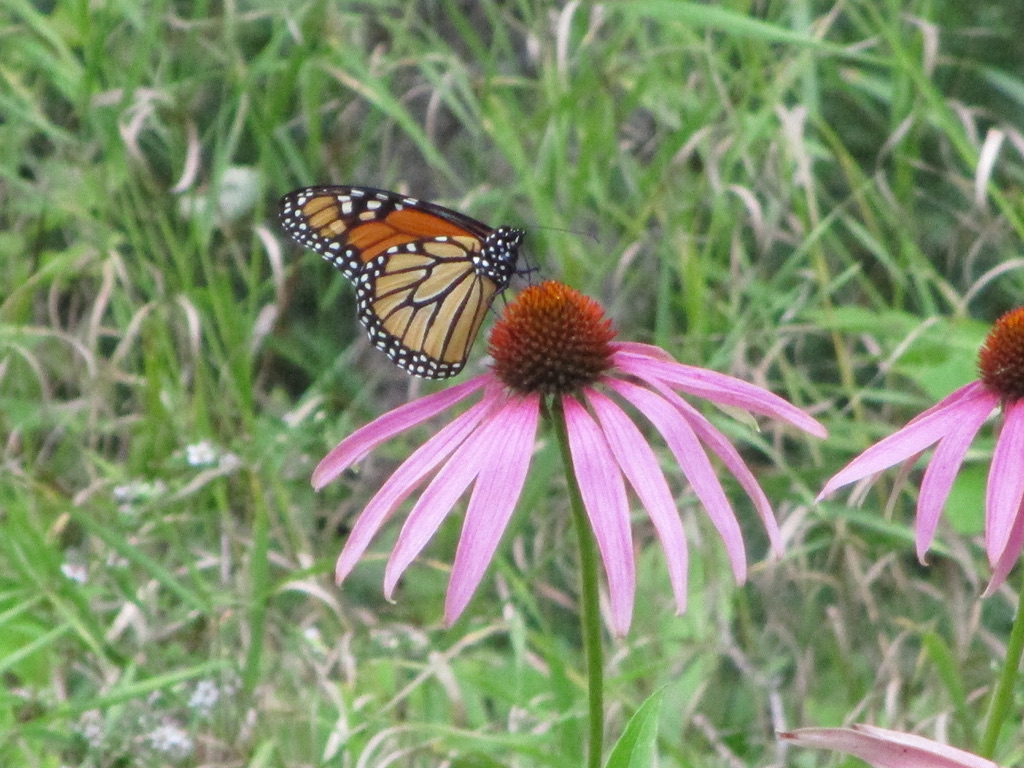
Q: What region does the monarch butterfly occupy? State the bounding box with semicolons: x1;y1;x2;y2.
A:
279;185;525;379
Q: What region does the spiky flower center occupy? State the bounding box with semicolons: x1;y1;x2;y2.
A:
489;281;616;395
979;307;1024;401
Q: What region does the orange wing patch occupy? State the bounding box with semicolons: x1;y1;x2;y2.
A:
387;208;472;237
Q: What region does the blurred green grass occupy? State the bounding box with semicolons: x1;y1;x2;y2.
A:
3;0;1024;765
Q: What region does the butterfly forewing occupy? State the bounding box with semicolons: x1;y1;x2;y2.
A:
279;185;524;378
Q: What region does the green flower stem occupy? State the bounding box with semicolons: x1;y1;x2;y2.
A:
979;570;1024;758
551;397;604;768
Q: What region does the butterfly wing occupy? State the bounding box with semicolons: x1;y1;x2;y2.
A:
279;185;523;378
358;236;501;378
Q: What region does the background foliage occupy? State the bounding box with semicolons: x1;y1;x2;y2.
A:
3;0;1024;765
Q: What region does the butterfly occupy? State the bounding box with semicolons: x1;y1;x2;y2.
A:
279;185;525;378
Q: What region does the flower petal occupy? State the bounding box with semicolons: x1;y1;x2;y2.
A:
909;380;991;425
313;375;490;489
563;396;636;636
610;380;747;583
818;382;994;501
986;399;1024;564
611;341;675;362
638;379;781;555
779;724;1003;768
382;403;506;597
613;349;827;438
985;501;1024;595
444;394;541;625
334;392;498;583
915;392;994;561
587;389;689;613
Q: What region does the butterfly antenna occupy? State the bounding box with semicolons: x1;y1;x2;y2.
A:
528;224;599;244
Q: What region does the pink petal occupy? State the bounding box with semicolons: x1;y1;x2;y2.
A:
587;389;689;614
610;341;675;362
444;394;541;625
334;393;498;583
818;383;996;501
637;379;781;555
382;418;496;598
909;380;990;425
610;380;747;584
780;724;1003;768
986;399;1024;564
915;393;994;561
613;350;827;439
985;501;1024;595
563;396;636;636
313;375;490;489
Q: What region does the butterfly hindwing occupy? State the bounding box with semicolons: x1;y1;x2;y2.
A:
357;236;500;378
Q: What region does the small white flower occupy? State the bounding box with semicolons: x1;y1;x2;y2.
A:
188;679;220;718
60;561;88;583
188;676;240;719
146;722;193;761
185;440;218;467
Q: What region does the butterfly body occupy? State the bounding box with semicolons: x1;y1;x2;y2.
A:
280;186;524;378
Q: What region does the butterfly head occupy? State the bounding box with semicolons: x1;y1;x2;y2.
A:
477;226;525;289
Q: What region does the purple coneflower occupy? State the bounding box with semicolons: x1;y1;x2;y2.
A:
315;281;825;635
780;724;1002;768
818;307;1024;591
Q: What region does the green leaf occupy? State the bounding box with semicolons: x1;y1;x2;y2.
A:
604;686;667;768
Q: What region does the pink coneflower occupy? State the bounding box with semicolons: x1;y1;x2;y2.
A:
315;281;826;635
818;307;1024;591
780;724;1002;768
